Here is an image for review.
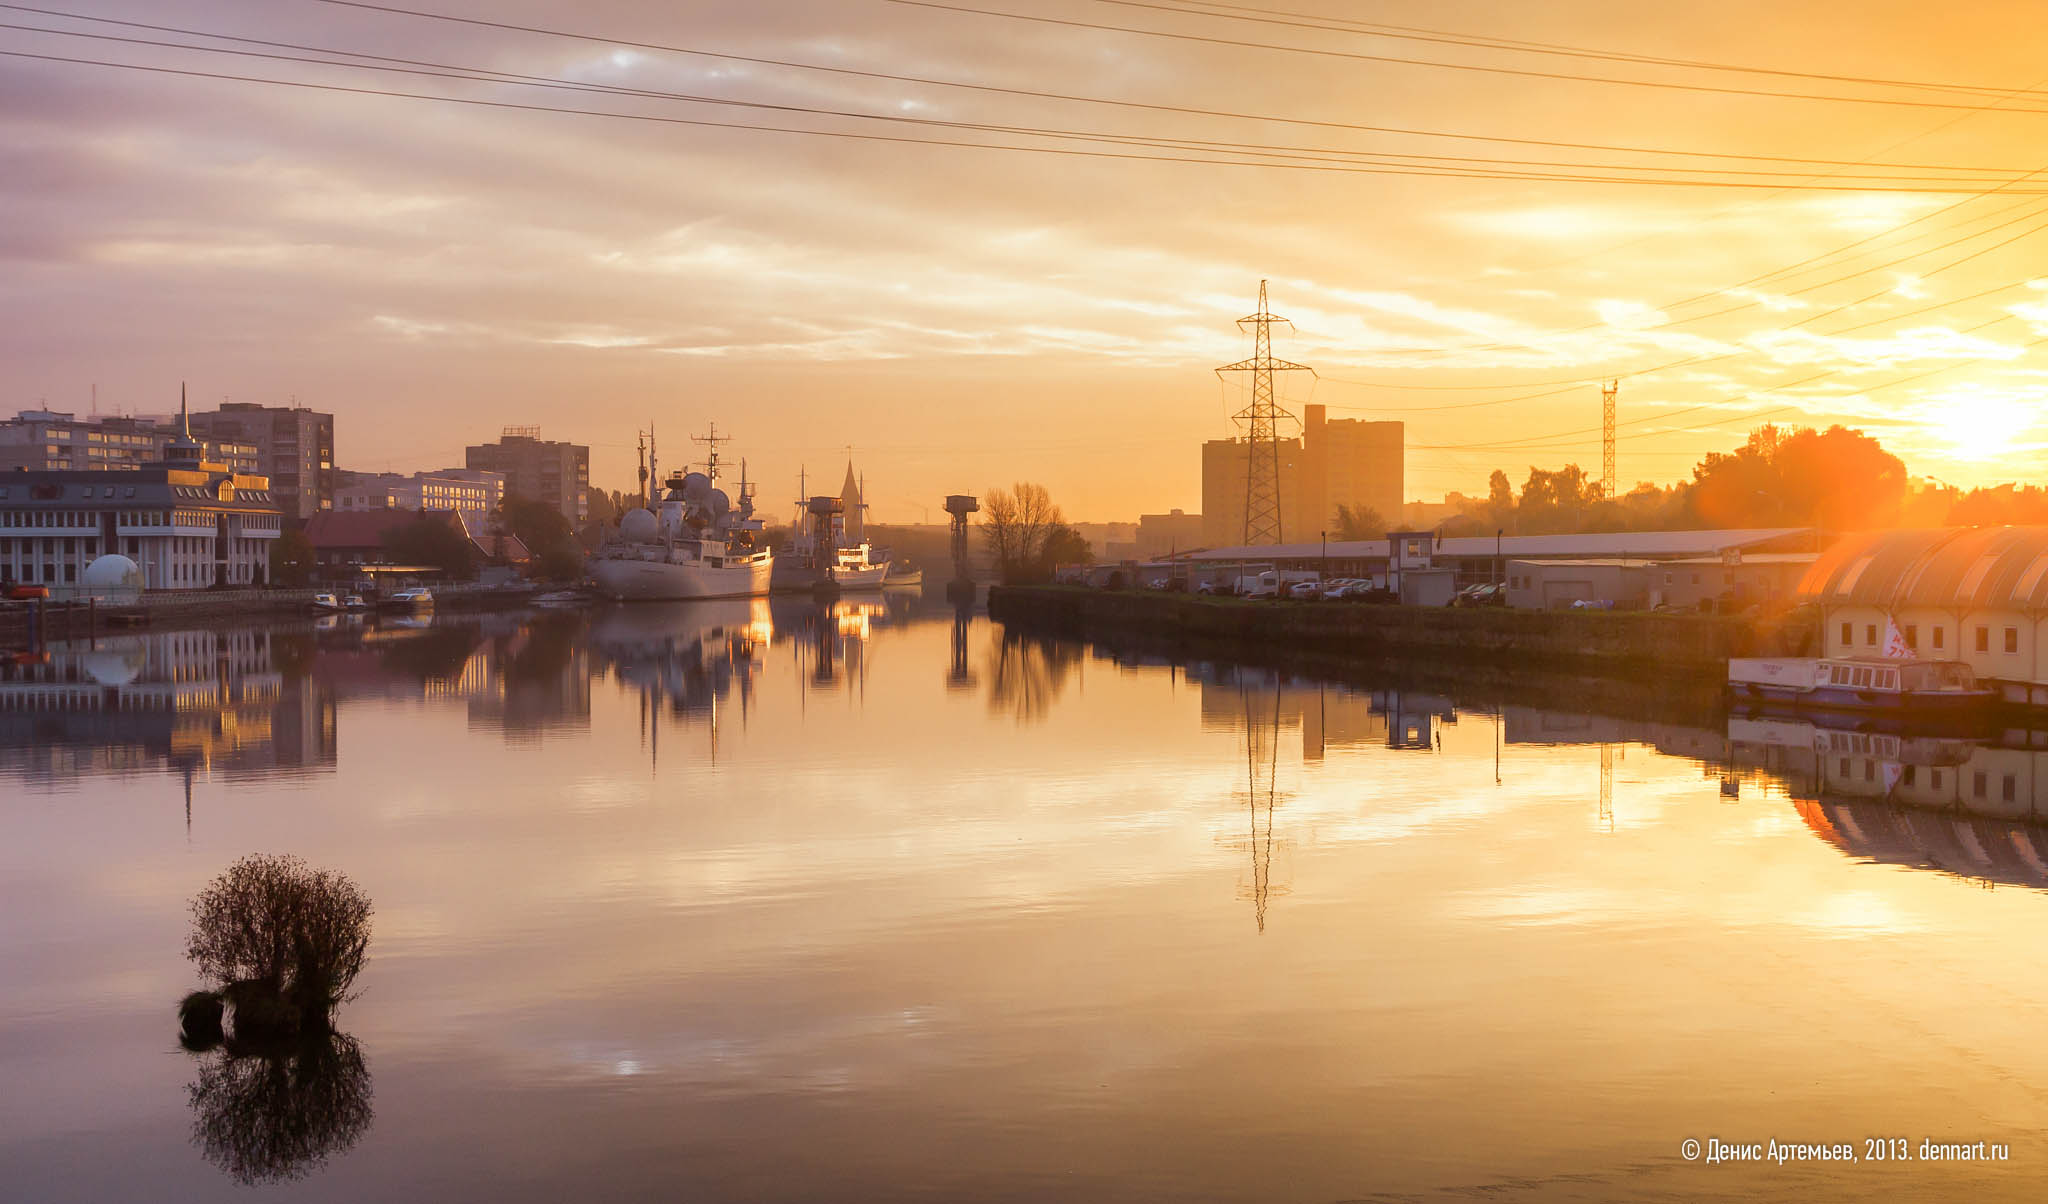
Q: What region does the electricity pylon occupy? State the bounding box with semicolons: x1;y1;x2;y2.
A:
1217;280;1314;545
1601;380;1619;499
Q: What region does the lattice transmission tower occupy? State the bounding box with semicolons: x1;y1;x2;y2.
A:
1601;379;1619;499
1217;280;1314;545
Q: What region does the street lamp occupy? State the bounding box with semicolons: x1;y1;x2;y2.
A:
1495;528;1503;590
1321;530;1328;584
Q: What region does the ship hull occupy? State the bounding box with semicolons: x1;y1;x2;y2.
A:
591;555;774;600
831;563;889;590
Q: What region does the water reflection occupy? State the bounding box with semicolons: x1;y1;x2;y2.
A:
187;1030;373;1186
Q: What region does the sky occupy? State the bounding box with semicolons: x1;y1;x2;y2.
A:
5;0;2048;522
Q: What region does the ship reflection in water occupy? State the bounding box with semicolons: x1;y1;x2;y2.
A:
11;605;2048;1200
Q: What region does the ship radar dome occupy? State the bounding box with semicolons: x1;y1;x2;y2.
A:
619;509;659;542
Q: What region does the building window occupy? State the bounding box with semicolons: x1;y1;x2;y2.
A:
1933;770;1943;790
1866;624;1878;646
1933;627;1945;650
1976;626;1989;653
2006;627;2020;654
1840;621;1852;647
2004;774;2018;803
1905;625;1917;649
1974;771;1987;798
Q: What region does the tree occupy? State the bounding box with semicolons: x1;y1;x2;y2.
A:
499;493;581;575
1042;523;1092;569
269;529;314;587
1332;503;1386;540
186;854;373;1019
979;482;1065;583
381;514;475;580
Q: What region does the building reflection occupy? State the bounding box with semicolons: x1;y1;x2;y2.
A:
0;629;334;790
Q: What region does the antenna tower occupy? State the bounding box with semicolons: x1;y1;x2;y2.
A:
1216;280;1314;545
1601;380;1619;499
691;422;731;481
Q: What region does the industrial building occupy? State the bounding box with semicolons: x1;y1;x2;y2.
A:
465;427;589;525
187;402;336;521
1800;526;2048;706
1181;527;1818;600
1504;550;1818;611
1201;404;1403;548
1136;508;1205;559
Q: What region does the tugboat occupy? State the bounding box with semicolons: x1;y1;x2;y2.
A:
589;425;773;600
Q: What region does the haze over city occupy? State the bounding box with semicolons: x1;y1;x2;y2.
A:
7;0;2048;520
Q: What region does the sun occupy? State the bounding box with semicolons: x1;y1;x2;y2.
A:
1931;392;2033;465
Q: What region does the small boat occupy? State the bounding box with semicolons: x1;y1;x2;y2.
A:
309;593;343;613
882;563;923;588
382;587;435;611
829;543;889;590
534;590;590;609
343;594;369;611
1727;656;1996;716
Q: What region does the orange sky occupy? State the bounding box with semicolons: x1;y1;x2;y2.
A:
5;0;2048;520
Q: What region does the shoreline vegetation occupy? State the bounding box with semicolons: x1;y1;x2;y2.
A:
987;584;1808;685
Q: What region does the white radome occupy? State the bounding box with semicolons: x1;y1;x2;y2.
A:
618;509;659;543
81;554;144;589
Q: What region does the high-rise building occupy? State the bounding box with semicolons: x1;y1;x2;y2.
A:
464;428;589;524
1136;509;1205;559
1201;405;1401;547
186;403;336;522
0;409;258;475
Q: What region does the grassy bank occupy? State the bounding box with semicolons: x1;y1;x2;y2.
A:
988;585;1806;679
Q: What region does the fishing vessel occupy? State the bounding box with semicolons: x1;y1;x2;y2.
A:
590;426;773;601
1726;656;1996;716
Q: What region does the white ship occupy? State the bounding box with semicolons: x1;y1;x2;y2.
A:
769;462;893;592
590;427;773;601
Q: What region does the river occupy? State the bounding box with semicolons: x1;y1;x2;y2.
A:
2;596;2044;1201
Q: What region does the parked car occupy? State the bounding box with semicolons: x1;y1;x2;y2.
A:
1287;581;1324;600
1450;582;1506;608
1196;581;1222;596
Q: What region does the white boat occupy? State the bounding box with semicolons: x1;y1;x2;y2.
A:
383;587;434;611
343;594;369;611
589;428;774;601
882;563;923;587
1727;656;1994;716
309;593;342;613
830;542;889;590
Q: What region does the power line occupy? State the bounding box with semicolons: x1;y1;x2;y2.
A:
887;0;2048;114
25;43;2048;189
247;0;2048;171
12;13;2042;185
1096;0;2040;100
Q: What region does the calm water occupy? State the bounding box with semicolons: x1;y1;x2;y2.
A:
5;597;2048;1201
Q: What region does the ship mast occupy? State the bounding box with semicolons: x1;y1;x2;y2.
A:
692;422;731;482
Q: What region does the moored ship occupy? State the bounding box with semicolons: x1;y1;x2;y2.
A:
590;427;773;601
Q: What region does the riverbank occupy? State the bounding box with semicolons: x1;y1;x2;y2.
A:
0;584;548;647
987;585;1806;680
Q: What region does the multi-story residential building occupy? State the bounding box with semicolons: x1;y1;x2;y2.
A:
335;468;505;517
1201;404;1403;547
0;409;258;475
186;403;336;522
1136;508;1206;558
0;416;283;590
466;427;588;525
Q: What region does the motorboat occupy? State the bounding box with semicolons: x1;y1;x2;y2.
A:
309;593;343;613
882;563;924;588
589;427;774;601
1727;656;1996;716
382;587;435;611
343;594;369;611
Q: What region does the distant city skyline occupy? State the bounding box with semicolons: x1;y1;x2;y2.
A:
7;0;2046;521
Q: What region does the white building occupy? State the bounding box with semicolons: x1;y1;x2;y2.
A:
0;421;282;591
336;468;504;517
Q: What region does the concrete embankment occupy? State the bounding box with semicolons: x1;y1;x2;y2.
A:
988;585;1800;680
0;585;546;647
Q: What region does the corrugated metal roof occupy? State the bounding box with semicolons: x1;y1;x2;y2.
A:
1188;527;1812;562
1799;526;2048;609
